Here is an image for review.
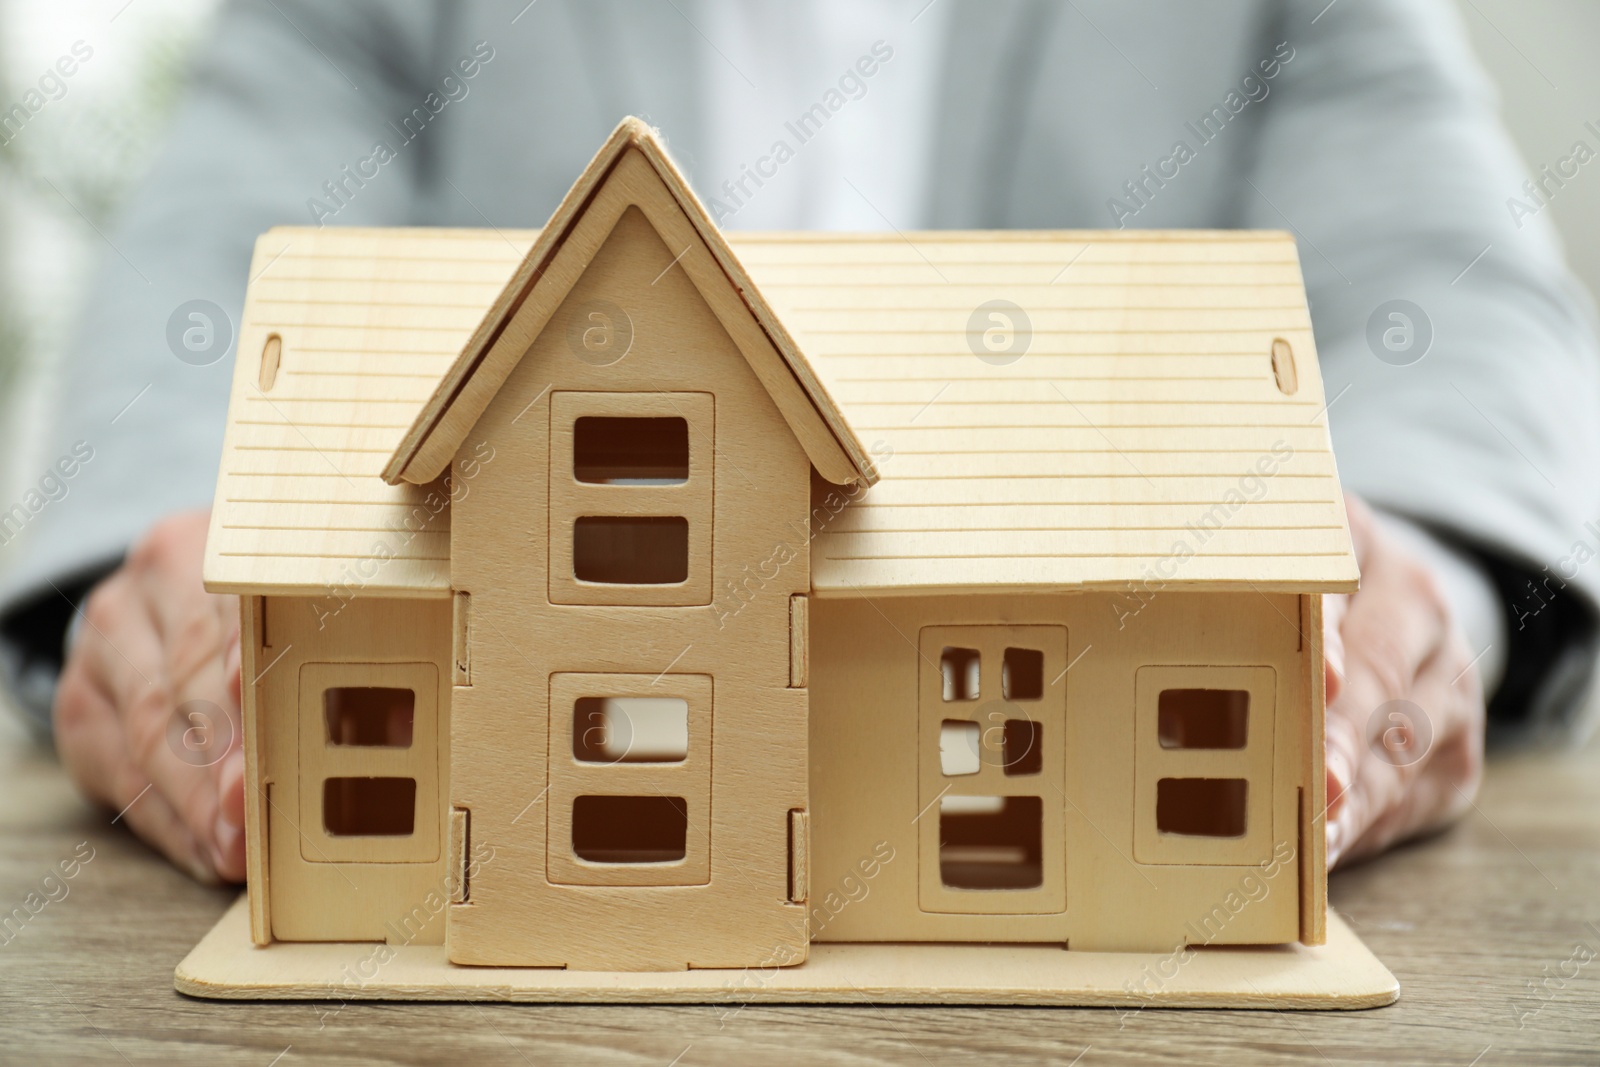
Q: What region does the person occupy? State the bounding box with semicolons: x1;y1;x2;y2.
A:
1;0;1595;885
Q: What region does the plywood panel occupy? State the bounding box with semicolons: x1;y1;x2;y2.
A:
731;232;1354;596
239;596;269;945
384;121;872;490
809;590;1307;951
442;191;814;971
256;595;453;945
204;227;528;597
178;896;1396;1008
206;223;1354;600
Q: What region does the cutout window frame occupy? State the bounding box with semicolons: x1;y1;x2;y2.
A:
916;624;1068;916
297;662;440;864
324;686;416;748
573;415;690;485
549;391;713;607
547;672;712;887
570;794;690;863
938;795;1044;891
322;776;418;837
1133;665;1276;866
572;695;690;764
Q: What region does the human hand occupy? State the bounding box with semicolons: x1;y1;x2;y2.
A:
1323;495;1485;868
52;510;245;883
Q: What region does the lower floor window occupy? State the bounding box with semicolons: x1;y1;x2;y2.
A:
1155;777;1248;838
322;776;417;837
938;795;1043;890
297;661;440;864
570;795;688;863
1134;665;1275;865
547;672;712;886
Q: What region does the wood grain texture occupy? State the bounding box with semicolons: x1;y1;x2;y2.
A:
175;898;1394;1008
736;230;1357;597
4;712;1596;1064
1301;592;1328;944
202;226;530;597
255;596;454;945
789;594;808;689
239;595;269;944
205;224;1356;601
384;119;873;490
808;591;1305;951
439;201;814;971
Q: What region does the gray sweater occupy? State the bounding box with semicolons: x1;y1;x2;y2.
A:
3;0;1597;738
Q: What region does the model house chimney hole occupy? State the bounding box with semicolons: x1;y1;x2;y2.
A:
258;333;282;392
1271;337;1298;395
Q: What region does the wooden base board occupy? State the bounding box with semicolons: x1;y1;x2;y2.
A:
176;897;1396;1009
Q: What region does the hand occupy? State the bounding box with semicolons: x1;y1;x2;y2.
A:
52;510;245;883
1323;494;1486;868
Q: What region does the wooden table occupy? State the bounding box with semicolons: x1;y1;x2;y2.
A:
2;709;1596;1067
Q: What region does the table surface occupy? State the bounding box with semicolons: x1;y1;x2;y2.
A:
2;711;1597;1067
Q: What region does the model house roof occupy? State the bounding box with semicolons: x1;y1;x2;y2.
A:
383;117;874;490
202;226;516;598
203;220;1357;599
741;230;1358;597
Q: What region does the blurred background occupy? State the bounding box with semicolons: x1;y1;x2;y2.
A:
0;0;1597;518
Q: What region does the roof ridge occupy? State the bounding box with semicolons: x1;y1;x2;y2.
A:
380;116;877;489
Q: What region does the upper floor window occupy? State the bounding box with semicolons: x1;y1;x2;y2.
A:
549;392;713;606
573;416;688;485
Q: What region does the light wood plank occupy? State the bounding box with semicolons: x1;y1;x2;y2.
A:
176;897;1395;1008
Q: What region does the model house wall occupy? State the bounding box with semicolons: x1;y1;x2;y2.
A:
247;594;453;945
809;590;1315;952
439;201;819;970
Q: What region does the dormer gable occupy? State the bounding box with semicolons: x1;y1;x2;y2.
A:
382;117;875;490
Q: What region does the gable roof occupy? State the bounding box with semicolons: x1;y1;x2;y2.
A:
202;226;528;598
381;116;874;489
740;230;1358;597
204;226;1357;599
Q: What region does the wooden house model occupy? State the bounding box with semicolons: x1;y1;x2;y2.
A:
201;118;1359;977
